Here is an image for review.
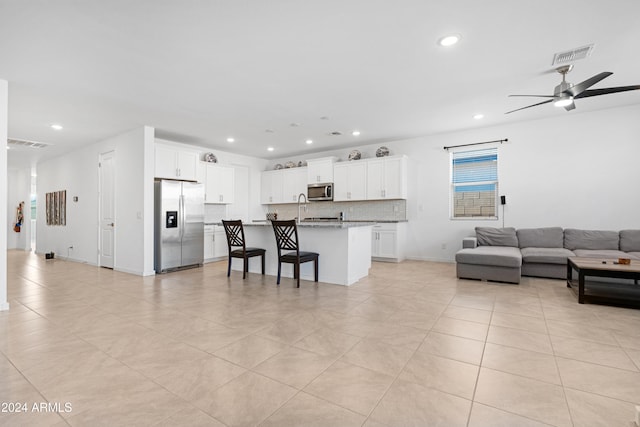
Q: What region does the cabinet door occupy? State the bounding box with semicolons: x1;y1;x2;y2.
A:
333;164;349;201
348;161;367;200
205;165;235;204
377;230;398;258
282;168;307;203
155;146;178;179
176;151;198;180
383;156;407;199
213;230;228;257
261;170;284;204
307;158;334;183
366;159;385;200
219;166;235;204
204;232;215;259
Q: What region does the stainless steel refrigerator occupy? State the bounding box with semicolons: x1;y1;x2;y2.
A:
154;180;204;273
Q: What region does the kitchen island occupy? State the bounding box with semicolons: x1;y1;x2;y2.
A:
229;221;374;286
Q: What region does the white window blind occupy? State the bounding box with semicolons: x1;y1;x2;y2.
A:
451;147;498;219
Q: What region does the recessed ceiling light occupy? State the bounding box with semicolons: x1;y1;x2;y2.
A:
290;123;300;127
305;139;313;144
226;137;235;143
473;114;484;120
267;147;274;152
437;34;461;47
51;124;63;130
320;116;329;120
265;129;275;133
352;130;361;136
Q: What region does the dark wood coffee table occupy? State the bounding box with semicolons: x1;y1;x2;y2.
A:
567;257;640;306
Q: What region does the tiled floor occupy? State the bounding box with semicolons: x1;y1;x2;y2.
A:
2;250;640;426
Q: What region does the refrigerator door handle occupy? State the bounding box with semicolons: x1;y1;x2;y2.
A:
180;194;185;240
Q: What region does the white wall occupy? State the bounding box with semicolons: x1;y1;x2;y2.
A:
0;79;9;310
37;127;152;274
7;168;31;250
274;104;640;262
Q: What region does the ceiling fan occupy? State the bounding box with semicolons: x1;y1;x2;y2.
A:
505;65;640;114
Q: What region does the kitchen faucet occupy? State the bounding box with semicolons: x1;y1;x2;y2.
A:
297;193;307;224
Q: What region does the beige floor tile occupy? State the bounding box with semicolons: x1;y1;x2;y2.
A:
399;351;479;399
365;323;427;350
293;327;361;357
442;305;492;324
546;319;618;346
481;343;561;384
550;335;637;371
340;338;415;377
564;388;639;427
203;371;297;427
153;355;247;408
369;379;471;427
156;407;226;426
556;357;640;403
475;368;572;427
256;317;319;344
385;309;439;330
626;348;640;370
615;331;640;350
487;325;553;354
493;300;544;318
260;391;366;427
254;347;336;389
449;295;495;311
304;360;394;416
324;315;385;338
468;402;554;427
490;311;548;334
432;316;489;341
214;334;288;368
418;331;485;365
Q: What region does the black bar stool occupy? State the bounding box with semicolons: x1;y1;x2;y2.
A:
222;220;266;279
271;219;319;288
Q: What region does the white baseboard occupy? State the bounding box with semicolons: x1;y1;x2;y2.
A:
406;256;455;263
0;301;10;311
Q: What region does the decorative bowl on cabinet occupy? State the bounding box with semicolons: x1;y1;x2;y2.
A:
376;146;390;157
348;150;361;161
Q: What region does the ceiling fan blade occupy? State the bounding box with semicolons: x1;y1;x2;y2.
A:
574;85;640;99
505;99;554;114
508;94;555;98
567;72;613;96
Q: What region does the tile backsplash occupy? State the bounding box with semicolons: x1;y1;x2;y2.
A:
266;199;406;221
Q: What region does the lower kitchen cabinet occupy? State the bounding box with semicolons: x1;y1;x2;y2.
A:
204;225;228;262
371;222;406;262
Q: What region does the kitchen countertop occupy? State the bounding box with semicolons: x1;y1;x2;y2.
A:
239;221;376;229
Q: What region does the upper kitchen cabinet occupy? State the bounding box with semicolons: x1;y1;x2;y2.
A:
366;155;408;200
155;145;198;181
261;170;284;204
333;161;367;201
204;163;235;204
306;157;338;184
261;167;307;204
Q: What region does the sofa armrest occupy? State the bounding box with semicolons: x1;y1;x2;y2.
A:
463;237;478;249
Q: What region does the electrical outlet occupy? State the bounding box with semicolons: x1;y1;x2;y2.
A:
441;243;447;250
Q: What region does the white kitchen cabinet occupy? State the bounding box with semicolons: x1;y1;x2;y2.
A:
333;161;367;201
371;222;406;262
155;145;198;181
204;163;235;204
261;170;284;204
204;225;228;262
306;157;337;184
366;155;407;200
261;167;306;204
282;167;308;203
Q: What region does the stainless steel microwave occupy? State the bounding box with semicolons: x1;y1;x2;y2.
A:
307;183;333;201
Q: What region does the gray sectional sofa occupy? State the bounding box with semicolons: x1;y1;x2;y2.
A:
455;227;640;284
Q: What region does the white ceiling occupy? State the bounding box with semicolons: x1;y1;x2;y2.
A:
2;1;640;169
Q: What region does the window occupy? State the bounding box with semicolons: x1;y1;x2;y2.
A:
451;147;498;219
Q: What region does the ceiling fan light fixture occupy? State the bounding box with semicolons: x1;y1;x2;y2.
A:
554;95;574;108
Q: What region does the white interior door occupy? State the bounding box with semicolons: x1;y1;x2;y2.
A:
99;151;115;268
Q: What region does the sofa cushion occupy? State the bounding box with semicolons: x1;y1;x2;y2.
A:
573;249;629;259
564;229;619;251
456;246;522;268
517;227;564;249
476;227;518;247
520;247;575;265
620;230;640;252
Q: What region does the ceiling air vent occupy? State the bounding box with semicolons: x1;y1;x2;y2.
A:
7;138;50;149
328;131;342;136
552;44;594;66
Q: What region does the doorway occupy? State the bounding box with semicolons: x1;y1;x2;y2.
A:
99;151;115;268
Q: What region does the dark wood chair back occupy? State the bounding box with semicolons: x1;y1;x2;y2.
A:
222;220;246;252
